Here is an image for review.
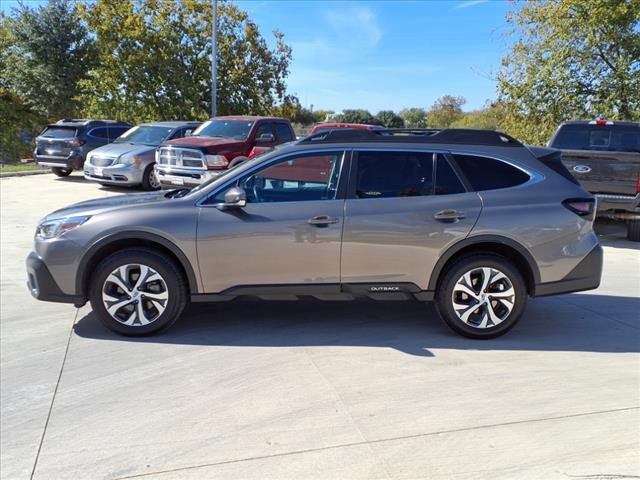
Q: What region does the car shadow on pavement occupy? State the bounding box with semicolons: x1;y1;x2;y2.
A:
74;293;640;357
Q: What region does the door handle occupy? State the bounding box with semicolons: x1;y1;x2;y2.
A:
308;215;339;226
434;209;466;222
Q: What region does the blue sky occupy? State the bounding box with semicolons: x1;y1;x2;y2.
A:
236;0;514;113
3;0;514;113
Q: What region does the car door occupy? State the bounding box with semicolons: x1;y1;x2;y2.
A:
196;150;347;293
341;150;482;291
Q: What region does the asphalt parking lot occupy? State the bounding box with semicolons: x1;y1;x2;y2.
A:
1;172;639;480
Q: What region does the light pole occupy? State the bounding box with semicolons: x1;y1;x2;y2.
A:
211;0;218;118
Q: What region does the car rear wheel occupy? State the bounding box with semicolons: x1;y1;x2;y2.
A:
89;248;188;336
627;219;640;242
435;254;527;339
52;167;72;177
141;164;161;191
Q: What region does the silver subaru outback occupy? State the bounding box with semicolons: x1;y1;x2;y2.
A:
27;128;602;339
84;121;200;190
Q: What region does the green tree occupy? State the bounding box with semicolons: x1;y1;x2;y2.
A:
426;95;466;128
333;109;377;124
3;0;96;120
79;0;293;123
497;0;640;145
450;101;504;130
399;108;428;128
375;110;405;128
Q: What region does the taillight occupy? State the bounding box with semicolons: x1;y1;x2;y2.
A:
636;173;640;194
205;154;229;169
248;147;269;158
67;138;85;147
563;198;595;220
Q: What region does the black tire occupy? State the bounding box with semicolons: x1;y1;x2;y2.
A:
52;167;72;177
435;254;528;339
627;219;640;242
89;248;188;336
141;164;161;191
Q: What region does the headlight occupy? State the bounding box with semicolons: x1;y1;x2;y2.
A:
118;153;142;166
36;216;91;239
205;154;229;168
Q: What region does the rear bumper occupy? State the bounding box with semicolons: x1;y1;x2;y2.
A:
34;151;84;170
533;244;603;297
596;193;640;218
26;252;85;305
155;165;224;188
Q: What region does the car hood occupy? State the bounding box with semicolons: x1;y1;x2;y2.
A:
44;191;171;220
89;143;155;158
164;136;244;151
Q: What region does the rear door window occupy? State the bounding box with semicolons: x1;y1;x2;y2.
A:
89;127;110;139
435;154;466;195
452;154;530;191
551;124;640;152
40;127;77;138
274;123;295;141
354;151;434;198
108;126;131;141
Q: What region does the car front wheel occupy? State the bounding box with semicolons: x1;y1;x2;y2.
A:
141;164;161;191
89;248;188;335
51;167;72;177
435;254;527;339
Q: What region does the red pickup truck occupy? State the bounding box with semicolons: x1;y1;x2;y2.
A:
154;116;296;188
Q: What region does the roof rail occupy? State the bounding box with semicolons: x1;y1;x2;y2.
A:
298;128;523;147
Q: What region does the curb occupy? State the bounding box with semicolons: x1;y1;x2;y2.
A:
0;169;52;178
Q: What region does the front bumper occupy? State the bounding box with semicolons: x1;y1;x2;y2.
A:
26;252;85;305
84;163;142;186
534;244;603;297
155;166;225;188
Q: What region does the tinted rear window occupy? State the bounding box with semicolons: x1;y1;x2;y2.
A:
40;127;77;138
355;151;434;198
551;124;640;152
453;154;530;191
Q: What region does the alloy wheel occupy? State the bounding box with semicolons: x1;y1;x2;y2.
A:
101;264;169;326
148;169;161;189
451;267;515;329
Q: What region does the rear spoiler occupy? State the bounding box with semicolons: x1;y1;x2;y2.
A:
526;146;580;186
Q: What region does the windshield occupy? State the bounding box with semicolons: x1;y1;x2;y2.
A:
551;124;640;152
192;120;254;140
114;125;174;146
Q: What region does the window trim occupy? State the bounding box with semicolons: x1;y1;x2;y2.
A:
347;148;442;200
197;148;351;207
447;151;543;192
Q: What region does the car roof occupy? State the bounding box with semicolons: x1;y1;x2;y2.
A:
52;119;131;127
138;121;202;128
558;120;639;127
208;115;289;122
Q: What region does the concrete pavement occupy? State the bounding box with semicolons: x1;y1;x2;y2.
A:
1;173;639;479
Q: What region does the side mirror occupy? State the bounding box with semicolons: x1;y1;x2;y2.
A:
216;186;247;210
256;133;275;143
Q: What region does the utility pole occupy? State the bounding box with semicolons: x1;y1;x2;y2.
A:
211;0;218;118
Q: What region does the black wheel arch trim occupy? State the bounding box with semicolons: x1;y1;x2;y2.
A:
76;231;199;296
427;234;541;292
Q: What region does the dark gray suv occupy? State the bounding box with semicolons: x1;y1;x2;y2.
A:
26;129;603;339
34;119;132;177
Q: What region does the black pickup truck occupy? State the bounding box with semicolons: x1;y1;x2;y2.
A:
548;120;640;241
